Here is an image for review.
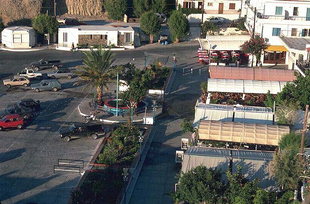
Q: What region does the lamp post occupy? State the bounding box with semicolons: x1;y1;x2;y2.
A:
116;72;119;116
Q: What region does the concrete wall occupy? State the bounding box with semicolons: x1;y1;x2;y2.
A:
188;13;240;23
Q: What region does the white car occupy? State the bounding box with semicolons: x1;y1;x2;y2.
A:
18;68;43;79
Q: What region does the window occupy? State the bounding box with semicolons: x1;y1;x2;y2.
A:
62;33;68;42
90;35;93;40
63;32;68;42
293;7;298;16
183;2;193;8
291;28;297;36
229;3;235;9
100;35;103;39
125;33;131;43
13;34;22;43
302;29;310;37
208;2;213;6
198;2;203;9
275;7;283;15
272;28;281;36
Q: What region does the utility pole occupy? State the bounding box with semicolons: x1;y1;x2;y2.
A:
116;72;119;116
300;105;309;158
201;1;205;24
252;7;257;38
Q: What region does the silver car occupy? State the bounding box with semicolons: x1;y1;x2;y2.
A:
30;79;62;92
47;69;75;79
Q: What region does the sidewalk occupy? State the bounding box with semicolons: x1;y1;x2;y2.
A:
129;56;207;203
0;44;56;52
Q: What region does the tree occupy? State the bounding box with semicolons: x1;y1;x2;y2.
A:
271;147;303;191
32;14;59;44
253;189;276;204
201;21;218;37
140;11;161;44
75;47;115;105
0;18;4;33
276;72;310;109
168;10;189;43
174;166;224;203
151;0;167;14
200;81;208;103
180;119;194;133
275;100;299;125
264;91;275;108
240;35;268;67
278;133;302;150
104;0;127;21
122;71;148;121
133;0;151;17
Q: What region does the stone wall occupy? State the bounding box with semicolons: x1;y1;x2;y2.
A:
78;35;108;46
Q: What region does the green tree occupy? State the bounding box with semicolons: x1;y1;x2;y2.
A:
168;10;189;43
276;72;310;109
151;0;167;14
174;166;224;203
75;47;115;105
0;18;4;33
240;35;268;67
275;100;299;125
264;91;275;108
180;119;194;133
200;81;208;102
140;11;161;44
279;133;302;150
104;0;127;21
201;21;218;37
32;14;59;44
133;0;151;17
272;147;303;191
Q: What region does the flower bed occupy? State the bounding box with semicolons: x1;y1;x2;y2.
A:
210;92;268;106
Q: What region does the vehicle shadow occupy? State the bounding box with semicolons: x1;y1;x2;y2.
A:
0;148;26;163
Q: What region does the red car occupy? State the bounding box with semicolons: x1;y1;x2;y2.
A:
0;114;24;130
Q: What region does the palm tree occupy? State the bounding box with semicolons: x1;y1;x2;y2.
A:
76;47;115;105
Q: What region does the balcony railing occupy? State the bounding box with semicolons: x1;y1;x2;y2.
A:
257;13;310;21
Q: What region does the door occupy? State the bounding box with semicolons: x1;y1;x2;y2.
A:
218;3;224;14
307;8;310;21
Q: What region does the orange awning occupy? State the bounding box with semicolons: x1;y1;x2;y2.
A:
265;45;288;52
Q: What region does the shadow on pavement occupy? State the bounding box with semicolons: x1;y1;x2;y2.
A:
0;148;26;163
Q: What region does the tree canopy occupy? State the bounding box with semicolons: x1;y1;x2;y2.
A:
140;11;161;43
0;18;4;33
104;0;127;21
168;10;189;43
32;14;58;35
133;0;167;17
201;21;218;37
240;35;268;67
276;71;310;110
75;47;115;104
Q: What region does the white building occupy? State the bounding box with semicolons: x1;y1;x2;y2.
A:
244;0;310;65
177;0;244;23
1;26;36;48
57;25;135;50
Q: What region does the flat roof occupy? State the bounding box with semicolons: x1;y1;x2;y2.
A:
198;120;290;146
4;26;33;31
181;147;275;189
207;78;288;94
280;37;310;51
209;66;296;82
59;25;134;32
202;35;251;50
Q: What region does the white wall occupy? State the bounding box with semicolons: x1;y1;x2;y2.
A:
188;13;240;23
1;28;35;48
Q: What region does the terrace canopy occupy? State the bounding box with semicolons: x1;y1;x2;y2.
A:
209;66;296;82
207;78;287;94
198;120;290;146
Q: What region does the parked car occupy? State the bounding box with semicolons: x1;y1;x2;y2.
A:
3;76;30;88
18;98;41;112
29;59;62;71
47;69;75;79
208;17;229;24
30;79;62;92
59;123;108;142
2;103;37;120
18;68;43;79
0;114;24;130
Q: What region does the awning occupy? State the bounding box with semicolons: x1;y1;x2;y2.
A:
265;45;288;52
198;120;290;146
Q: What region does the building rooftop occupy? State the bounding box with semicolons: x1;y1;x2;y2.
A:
281;37;310;51
207;78;288;94
198;120;290;146
59;24;134;32
3;26;33;32
209;66;296;82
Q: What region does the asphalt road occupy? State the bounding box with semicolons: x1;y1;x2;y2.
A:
0;42;200;204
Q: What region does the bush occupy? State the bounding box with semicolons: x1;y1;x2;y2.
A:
201;21;218;37
180;8;202;16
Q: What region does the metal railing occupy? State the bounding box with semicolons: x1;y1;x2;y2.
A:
257;14;310;21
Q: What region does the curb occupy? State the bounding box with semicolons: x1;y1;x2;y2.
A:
0;47;50;52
